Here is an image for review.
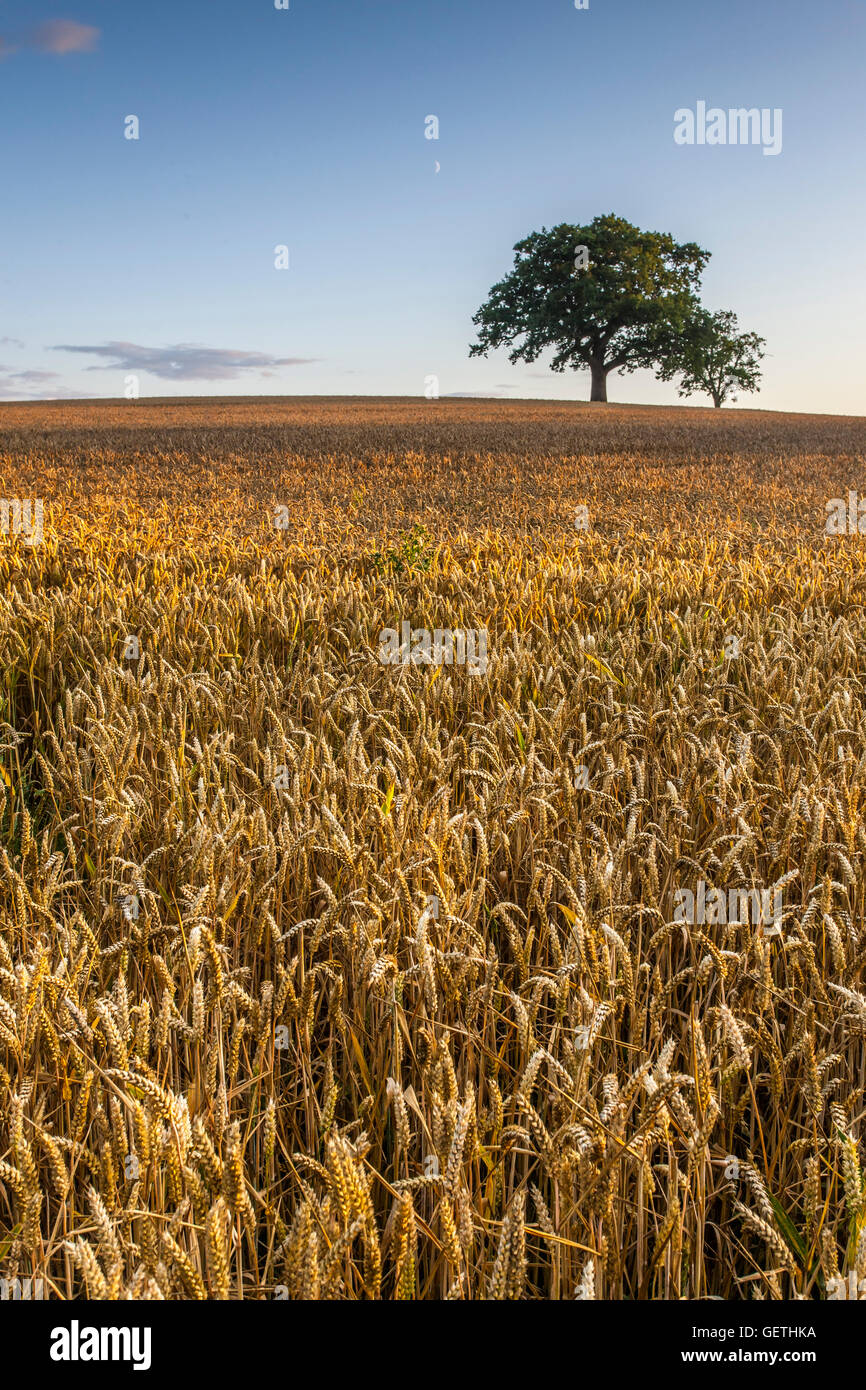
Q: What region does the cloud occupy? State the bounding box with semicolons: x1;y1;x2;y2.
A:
31;20;100;54
51;341;319;381
0;368;64;399
0;337;26;349
444;390;514;399
0;20;100;59
0;382;94;401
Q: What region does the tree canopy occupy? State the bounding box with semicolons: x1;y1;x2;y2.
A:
656;307;766;407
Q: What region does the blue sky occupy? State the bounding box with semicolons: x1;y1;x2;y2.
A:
0;0;863;412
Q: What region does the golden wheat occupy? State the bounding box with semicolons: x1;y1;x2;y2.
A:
0;396;864;1300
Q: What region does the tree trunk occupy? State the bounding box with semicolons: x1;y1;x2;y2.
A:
589;360;608;403
712;394;722;408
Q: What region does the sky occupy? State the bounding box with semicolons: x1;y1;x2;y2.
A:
0;0;863;412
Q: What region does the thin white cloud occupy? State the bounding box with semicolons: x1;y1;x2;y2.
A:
52;341;319;382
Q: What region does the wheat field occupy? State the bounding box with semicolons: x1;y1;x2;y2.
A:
1;396;865;1301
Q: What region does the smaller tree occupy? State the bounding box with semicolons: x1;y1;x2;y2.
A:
658;308;765;408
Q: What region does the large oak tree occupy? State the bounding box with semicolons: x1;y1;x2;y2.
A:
469;214;710;402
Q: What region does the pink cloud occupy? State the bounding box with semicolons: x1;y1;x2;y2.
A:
31;20;100;55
